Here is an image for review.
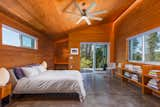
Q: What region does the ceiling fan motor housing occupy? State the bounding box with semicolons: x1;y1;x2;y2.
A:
82;2;86;6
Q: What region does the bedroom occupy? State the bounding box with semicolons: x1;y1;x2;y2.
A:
0;0;160;107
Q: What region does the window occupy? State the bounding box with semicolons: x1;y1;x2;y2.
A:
128;27;160;64
21;34;36;49
2;26;20;47
129;36;143;61
2;25;37;49
144;32;160;62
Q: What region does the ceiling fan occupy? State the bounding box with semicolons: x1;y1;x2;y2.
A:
67;0;107;25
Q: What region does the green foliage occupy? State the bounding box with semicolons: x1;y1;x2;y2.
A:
129;38;142;60
129;32;160;62
146;32;160;61
80;44;108;69
96;48;107;68
80;57;93;68
154;53;160;61
133;52;142;61
132;38;140;50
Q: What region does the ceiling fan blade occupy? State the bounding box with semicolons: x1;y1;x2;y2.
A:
89;17;103;21
87;2;96;12
90;10;107;16
74;0;84;15
76;17;84;24
65;11;81;16
84;17;91;25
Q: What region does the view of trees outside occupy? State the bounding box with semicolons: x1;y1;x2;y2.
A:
80;44;93;69
129;37;143;61
95;44;107;70
129;31;160;62
80;43;108;70
144;32;160;61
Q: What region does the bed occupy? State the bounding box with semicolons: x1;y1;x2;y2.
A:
9;69;86;102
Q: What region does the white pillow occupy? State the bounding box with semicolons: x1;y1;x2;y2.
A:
41;61;47;69
32;65;46;73
22;67;39;77
38;65;47;72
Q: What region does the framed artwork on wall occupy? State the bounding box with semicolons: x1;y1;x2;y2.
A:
70;48;79;55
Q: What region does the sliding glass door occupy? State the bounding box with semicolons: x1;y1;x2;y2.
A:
80;43;109;73
95;44;108;71
80;43;94;72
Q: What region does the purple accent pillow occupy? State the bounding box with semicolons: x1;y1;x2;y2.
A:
13;67;25;79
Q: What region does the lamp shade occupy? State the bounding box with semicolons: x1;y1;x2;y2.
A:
0;67;10;86
41;61;47;69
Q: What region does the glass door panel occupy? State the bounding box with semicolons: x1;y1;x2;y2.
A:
80;43;94;72
80;43;109;73
95;44;108;71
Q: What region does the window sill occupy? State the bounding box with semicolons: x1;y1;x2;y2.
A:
128;60;160;65
0;44;38;53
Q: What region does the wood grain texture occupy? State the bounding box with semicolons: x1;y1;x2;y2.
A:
0;83;11;99
68;23;115;70
54;39;69;64
54;38;69;70
0;0;135;38
0;12;54;69
115;0;160;63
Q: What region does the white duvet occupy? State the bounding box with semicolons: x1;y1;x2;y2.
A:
13;70;86;102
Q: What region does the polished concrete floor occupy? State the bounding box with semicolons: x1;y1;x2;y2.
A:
8;73;160;107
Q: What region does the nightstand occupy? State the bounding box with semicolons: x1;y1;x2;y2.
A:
0;83;12;107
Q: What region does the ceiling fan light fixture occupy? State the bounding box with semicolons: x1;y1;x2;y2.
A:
76;16;91;25
82;2;86;6
69;0;107;25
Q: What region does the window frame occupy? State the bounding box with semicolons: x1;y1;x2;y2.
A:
2;24;38;50
127;27;160;65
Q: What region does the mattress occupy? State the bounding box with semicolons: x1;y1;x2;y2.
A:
13;70;86;102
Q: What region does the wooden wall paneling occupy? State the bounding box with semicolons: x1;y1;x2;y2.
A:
54;38;69;70
0;12;54;69
68;23;114;70
115;0;160;63
125;39;129;62
54;39;69;64
0;24;2;48
109;23;115;62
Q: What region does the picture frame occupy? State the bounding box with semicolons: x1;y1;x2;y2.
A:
70;48;79;55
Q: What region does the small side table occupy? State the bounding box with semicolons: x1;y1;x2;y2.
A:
0;83;12;107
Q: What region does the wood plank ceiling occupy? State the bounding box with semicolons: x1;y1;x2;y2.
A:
0;0;135;39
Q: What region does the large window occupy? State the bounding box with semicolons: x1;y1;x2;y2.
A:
129;36;143;61
2;24;37;49
128;28;160;64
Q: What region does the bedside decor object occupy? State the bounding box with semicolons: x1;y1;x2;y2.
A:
118;63;122;68
70;48;79;55
41;61;47;69
0;68;10;86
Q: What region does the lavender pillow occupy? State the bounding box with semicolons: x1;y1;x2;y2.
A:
13;67;25;79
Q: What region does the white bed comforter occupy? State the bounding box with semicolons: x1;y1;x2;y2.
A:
13;70;86;102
